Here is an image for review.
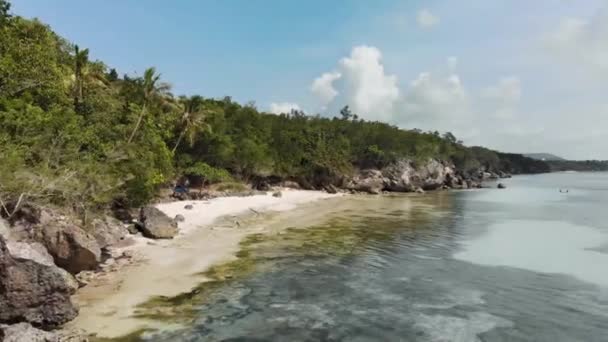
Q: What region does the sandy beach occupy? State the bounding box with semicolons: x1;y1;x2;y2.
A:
68;189;341;339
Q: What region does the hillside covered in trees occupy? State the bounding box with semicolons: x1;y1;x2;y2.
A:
0;0;549;222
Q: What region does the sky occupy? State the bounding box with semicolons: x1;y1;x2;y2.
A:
13;0;608;159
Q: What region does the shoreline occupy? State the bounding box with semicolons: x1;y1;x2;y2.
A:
67;189;342;339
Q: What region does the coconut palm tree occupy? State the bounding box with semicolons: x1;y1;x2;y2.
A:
73;45;89;108
127;67;170;143
172;95;211;153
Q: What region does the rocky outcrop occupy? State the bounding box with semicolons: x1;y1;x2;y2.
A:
347;169;385;194
138;206;178;239
0;323;59;342
0;323;88;342
347;159;460;194
90;216;128;249
40;224;101;275
0;236;78;329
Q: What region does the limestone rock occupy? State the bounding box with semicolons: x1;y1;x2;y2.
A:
139;207;178;239
347;169;385;194
0;237;78;329
0;323;59;342
41;224;101;274
497;183;507;189
91;216;128;249
272;191;283;198
174;214;185;222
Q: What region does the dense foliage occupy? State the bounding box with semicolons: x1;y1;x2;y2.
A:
0;1;550;221
546;160;608;172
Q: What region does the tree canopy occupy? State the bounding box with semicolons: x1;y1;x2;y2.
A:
0;1;549;221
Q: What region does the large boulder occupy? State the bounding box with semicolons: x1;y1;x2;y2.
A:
90;216;129;249
40;224;101;274
347;169;385;194
138;206;178;239
0;323;59;342
0;237;78;329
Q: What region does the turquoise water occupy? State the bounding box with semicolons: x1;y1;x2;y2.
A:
143;172;608;341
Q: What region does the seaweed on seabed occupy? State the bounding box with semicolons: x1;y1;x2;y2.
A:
89;328;153;342
132;233;265;324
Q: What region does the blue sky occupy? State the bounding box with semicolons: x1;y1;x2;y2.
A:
13;0;608;159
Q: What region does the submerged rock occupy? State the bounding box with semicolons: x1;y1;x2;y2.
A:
0;236;78;329
40;224;101;274
497;183;507;189
139;206;178;239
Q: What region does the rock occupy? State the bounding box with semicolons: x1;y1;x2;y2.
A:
282;181;301;189
0;218;10;240
272;191;283;198
255;181;271;191
174;214;185;222
324;184;339;194
0;236;78;329
347;169;385;194
40;224;101;274
126;224;139;235
184;204;194;210
415;187;425;194
0;323;59;342
497;183;506;189
139;207;178;239
382;160;417;192
111;207;133;223
91;216;128;249
6;241;54;266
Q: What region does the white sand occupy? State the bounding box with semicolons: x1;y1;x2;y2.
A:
68;189;340;338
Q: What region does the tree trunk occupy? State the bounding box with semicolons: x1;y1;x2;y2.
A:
172;128;186;154
127;103;146;143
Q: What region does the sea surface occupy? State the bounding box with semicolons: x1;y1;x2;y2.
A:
137;172;608;342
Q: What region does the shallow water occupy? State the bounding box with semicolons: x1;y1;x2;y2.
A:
129;173;608;342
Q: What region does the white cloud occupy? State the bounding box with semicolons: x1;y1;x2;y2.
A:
546;8;608;73
311;71;342;106
481;76;521;103
269;102;301;114
399;71;471;135
417;9;440;29
338;45;400;120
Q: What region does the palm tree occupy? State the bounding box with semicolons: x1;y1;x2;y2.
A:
172;95;211;153
127;67;170;143
73;45;89;108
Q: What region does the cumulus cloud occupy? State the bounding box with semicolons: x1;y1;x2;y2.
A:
338;46;400;119
417;9;440;29
311;71;342;106
269;102;301;114
546;7;608;73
